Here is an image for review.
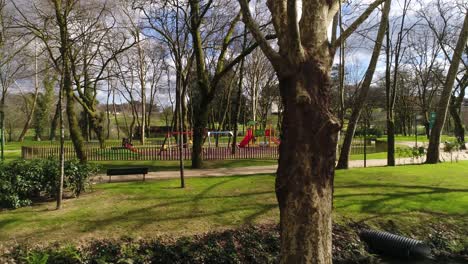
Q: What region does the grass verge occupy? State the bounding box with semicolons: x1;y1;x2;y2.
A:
0;162;466;246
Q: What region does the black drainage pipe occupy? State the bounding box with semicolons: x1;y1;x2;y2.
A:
360;229;432;259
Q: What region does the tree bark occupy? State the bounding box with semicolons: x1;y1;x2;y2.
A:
276;66;340;264
426;13;468;163
449;96;465;149
191;97;209;168
18;87;40;142
54;0;87;162
385;23;396;166
238;0;385;262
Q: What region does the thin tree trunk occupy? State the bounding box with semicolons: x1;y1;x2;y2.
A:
386;23;396;166
112;88;120;139
49;100;60;141
106;80;111;140
232;55;244;154
18;87;40;142
56;77;65;210
0;98;4;161
336;1;390;169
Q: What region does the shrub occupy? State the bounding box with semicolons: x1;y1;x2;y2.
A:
354;127;383;138
64;160;99;197
0;159;99;209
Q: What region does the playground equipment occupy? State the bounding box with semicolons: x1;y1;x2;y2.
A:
122;138;140;153
238;124;280;148
239;129;254;147
207;131;234;147
158;131;193;155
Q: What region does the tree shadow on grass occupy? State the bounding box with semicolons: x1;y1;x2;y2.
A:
7;177;275;242
334;183;468;217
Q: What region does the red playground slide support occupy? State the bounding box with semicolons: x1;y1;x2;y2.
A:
265;129;280;144
124;143;139;153
271;137;280;144
238;129;254;148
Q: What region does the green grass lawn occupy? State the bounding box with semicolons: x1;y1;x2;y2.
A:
1;162;466;245
377;135;456;143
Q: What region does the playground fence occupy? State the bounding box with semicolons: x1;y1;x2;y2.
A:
21;144;280;161
21;136;375;161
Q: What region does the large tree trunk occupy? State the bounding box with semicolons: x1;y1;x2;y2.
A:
65;78;87;162
449;100;465;149
54;0;87;163
90;113;105;148
426;13;468;163
191;98;209;168
276;66;339;263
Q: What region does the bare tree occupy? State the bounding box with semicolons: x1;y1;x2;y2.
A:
189;0;269;168
337;0;391;169
238;0;385;262
426;12;468;163
0;0;28;159
406;27;444;137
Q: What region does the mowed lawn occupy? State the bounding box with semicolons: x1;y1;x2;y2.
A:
0;162;467;245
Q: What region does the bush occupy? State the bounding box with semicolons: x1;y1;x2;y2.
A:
0;159;99;209
354;127;383;138
8;227;281;264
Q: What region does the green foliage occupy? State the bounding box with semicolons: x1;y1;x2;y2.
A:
0;159;99;209
354;127;383;138
9;227;280;264
23;251;49;264
5;223;464;263
443;141;460;153
411;146;426;159
64;160;99;197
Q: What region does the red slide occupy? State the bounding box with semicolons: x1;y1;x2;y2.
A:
238;129;254;148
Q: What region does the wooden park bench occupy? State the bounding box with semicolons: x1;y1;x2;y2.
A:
106;167;149;183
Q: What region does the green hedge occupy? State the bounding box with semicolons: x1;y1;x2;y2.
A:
0;159;99;209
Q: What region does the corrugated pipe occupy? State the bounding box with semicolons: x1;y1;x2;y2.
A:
360;229;432;259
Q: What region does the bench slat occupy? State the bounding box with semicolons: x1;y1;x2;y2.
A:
106;167;149;183
107;168;149;175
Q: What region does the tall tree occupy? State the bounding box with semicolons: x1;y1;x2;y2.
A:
189;0;265;168
12;0;87;161
18;40;40;142
238;0;385;262
426;13;468;163
336;0;391;169
385;0;412;166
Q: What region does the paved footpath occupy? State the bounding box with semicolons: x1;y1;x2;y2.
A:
97;150;468;183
